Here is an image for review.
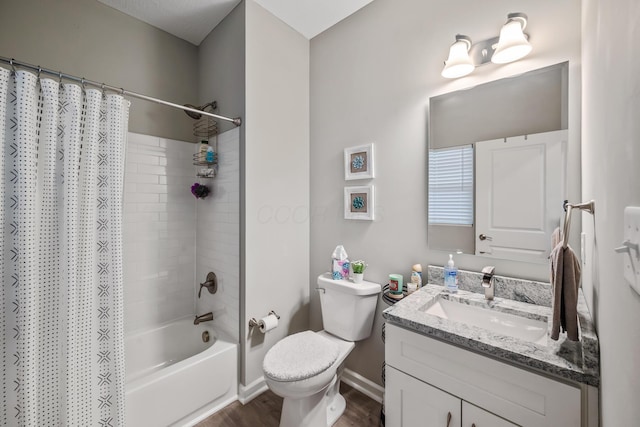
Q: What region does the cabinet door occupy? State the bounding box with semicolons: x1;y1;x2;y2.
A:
462;402;518;427
386;366;461;427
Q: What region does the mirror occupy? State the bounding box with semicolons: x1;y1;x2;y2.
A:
428;62;570;263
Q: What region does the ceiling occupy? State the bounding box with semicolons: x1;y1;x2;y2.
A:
97;0;375;45
254;0;375;40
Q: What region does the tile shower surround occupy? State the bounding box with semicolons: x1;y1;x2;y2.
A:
122;129;240;340
195;129;240;342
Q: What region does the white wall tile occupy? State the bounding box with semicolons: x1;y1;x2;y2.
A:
195;128;241;342
123;130;240;344
123;133;197;334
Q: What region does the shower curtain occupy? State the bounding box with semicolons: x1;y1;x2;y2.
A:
0;68;129;426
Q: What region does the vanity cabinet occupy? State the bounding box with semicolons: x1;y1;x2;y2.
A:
386;367;517;427
385;323;586;427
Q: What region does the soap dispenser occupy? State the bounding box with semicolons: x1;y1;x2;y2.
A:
444;254;458;293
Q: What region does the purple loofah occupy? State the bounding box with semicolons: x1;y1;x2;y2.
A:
191;183;210;199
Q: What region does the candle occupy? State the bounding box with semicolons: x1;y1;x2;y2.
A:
389;274;403;295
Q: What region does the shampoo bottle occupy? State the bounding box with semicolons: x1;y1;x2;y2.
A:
206;145;215;163
199;140;208;159
444;254;458;293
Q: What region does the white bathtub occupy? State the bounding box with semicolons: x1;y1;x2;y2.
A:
125;317;238;426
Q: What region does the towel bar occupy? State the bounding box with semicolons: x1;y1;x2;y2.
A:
562;200;595;248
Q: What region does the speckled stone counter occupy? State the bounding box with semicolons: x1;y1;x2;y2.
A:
383;269;600;387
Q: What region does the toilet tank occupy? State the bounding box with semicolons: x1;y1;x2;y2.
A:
317;273;382;341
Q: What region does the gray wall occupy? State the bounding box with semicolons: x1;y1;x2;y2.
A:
582;0;640;424
310;0;581;386
0;0;198;142
199;2;246;135
243;0;310;387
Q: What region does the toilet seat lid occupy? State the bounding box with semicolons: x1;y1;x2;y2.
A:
263;331;339;382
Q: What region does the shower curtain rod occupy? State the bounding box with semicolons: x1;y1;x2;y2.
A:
0;56;242;127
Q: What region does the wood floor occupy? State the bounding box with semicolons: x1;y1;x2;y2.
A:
196;383;382;427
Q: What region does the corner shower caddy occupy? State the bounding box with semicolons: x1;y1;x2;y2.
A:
191;100;220;179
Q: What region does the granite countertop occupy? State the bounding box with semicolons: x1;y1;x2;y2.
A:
383;274;600;387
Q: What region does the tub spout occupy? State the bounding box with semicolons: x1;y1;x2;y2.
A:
194;312;214;325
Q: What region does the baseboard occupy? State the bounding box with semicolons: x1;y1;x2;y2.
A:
237;370;384;406
342;368;384;404
239;376;268;405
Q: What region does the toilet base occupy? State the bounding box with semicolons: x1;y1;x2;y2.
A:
277;374;348;427
279;381;330;427
325;362;347;426
327;393;346;426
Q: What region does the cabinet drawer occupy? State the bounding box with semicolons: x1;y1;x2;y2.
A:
386;324;580;427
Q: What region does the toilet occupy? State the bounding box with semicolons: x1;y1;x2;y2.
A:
262;273;381;427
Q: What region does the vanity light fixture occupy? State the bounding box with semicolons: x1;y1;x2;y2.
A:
441;35;474;79
441;12;532;79
492;13;532;64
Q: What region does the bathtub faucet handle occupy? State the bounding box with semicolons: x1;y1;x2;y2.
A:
198;272;218;298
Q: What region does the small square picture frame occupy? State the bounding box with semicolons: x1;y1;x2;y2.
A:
344;143;374;180
344;185;375;220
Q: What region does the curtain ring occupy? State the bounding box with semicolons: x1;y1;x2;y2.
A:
9;58;16;75
81;77;87;92
37;66;42;79
58;72;63;87
120;87;125;96
101;83;106;98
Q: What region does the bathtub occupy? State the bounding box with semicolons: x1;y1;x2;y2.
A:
125;317;238;427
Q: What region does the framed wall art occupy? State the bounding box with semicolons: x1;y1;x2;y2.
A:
344;185;375;220
344;143;374;180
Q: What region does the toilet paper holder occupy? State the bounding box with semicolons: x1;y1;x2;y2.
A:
248;310;280;328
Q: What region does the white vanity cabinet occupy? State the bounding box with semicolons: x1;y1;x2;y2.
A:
385;323;591;427
386;367;517;427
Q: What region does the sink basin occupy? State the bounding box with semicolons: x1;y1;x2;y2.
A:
423;296;548;346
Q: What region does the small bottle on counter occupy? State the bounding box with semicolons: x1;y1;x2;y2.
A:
411;264;423;287
407;264;422;294
444;254;458;293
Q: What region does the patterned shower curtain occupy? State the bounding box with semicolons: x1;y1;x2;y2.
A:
0;68;129;426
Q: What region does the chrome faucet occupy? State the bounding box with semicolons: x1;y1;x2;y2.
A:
481;266;495;300
194;312;214;325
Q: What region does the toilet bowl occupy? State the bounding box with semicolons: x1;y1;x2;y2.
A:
262;274;381;427
264;330;354;427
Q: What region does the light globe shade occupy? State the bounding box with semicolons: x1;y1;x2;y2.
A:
491;18;532;64
441;36;474;79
